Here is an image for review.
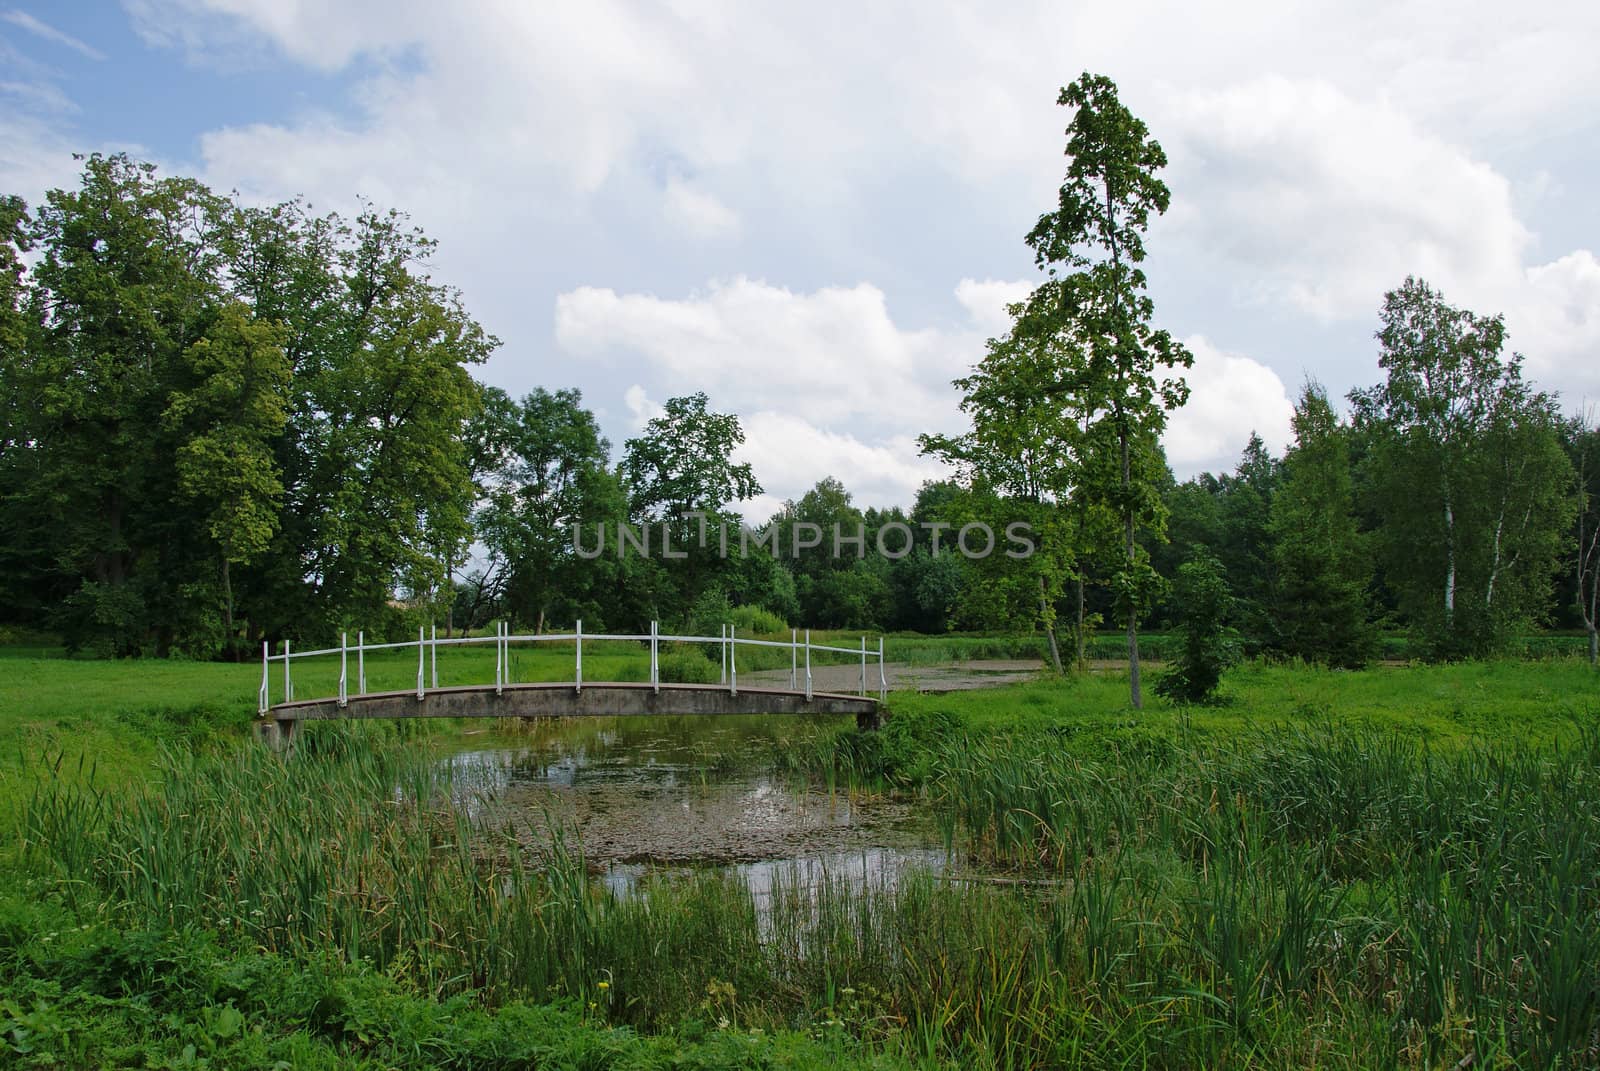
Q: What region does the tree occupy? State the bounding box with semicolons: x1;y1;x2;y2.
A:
163;303;292;656
1269;382;1374;667
0;156;497;653
17;155;232;654
1569;413;1600;666
228;200;495;640
475;388;613;632
621;392;760;620
1155;548;1237;704
1014;72;1193;706
921;325;1086;671
1217;433;1278;646
1351;278;1574;657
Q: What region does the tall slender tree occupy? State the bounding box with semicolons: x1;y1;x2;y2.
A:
1015;72;1192;707
1269;382;1374;667
1570;412;1600;666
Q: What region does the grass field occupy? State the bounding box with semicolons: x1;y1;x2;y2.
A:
2;641;1598;1067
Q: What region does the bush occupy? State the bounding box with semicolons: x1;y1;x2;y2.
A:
1156;549;1239;704
728;604;787;635
658;648;719;684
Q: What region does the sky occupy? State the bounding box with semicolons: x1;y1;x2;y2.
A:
4;1;1598;521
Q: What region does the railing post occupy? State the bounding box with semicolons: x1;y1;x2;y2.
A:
431;623;438;689
730;624;737;697
650;620;659;694
495;620;504;696
416;626;425;700
259;641;269;714
720;623;727;684
283;639;292;703
339;632;348;708
357;630;366;694
879;636;887;700
575;619;583;694
804;629;812;701
860;635;867;697
790;628;797;690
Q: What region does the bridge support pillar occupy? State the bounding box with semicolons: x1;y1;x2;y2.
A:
856;707;883;732
256;717;299;753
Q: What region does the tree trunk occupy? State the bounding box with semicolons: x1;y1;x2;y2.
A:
1589;625;1598;667
1075;574;1088;672
1039;575;1063;674
1121;422;1142;709
221;557;235;661
1442;480;1456;627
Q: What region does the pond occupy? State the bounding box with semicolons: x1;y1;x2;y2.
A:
439;714;944;901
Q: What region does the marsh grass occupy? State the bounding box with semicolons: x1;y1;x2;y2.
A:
14;708;1600;1068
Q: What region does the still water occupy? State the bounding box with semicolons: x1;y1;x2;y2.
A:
438;714;944;900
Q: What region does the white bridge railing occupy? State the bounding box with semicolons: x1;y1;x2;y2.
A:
259;622;887;714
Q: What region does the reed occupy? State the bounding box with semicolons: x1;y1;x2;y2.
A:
14;716;1600;1068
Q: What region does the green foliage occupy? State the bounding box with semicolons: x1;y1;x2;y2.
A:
474;387;615;631
1012;73;1193;705
1352;278;1575;659
1155;548;1238;703
0;156;495;656
1270;382;1376;667
727;604;787;635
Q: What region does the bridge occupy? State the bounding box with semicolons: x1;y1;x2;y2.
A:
255;622;886;749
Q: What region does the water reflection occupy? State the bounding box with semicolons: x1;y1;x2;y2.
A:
438;715;942;889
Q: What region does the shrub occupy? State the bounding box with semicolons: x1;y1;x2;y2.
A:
1156;549;1239;704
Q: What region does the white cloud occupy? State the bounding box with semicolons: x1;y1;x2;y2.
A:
1161;77;1530;322
1512;251;1600;403
662;177;739;239
953;278;1033;337
554;276;970;434
735;412;949;520
2;10;106;60
621;383;662;428
1163;336;1295;476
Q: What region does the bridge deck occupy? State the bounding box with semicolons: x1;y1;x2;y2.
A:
256;681;880;747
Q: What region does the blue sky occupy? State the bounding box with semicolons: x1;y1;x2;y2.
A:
5;2;1598;518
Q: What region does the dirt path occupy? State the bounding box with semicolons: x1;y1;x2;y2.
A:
739;659;1047;693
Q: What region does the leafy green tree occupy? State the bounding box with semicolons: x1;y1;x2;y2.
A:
18;155;231;653
228;201;495;640
163;303;292;656
1351;278;1574;657
1014;72;1193;705
0;194;57;622
475;388;612;632
622;392;760;520
921;325;1087;670
621;392;760;621
1269;382;1375;667
1217;433;1278;646
1568;414;1600;666
1156;548;1237;703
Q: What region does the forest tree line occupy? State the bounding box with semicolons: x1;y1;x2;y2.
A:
1;154;1597;665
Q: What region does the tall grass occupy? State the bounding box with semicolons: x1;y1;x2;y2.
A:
16;720;1600;1068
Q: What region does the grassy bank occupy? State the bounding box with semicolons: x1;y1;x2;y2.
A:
3;645;1598;1067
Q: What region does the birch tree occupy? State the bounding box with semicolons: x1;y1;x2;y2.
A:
1352;278;1573;657
1571;414;1600;666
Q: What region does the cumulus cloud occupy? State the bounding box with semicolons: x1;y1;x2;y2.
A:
1163;336;1295;476
735;411;949;518
1161;77;1531;322
554;276;971;434
953;278;1033;337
